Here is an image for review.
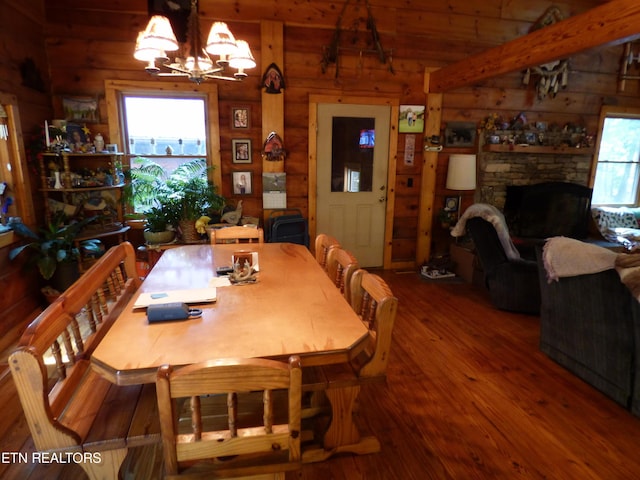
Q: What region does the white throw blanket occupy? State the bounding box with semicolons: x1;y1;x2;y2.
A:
451;203;521;260
542;236;640;303
542;236;617;281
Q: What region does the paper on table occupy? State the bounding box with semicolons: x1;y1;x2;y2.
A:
133;287;217;309
210;277;232;288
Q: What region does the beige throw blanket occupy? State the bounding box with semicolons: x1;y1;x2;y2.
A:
451;203;521;260
543;236;640;302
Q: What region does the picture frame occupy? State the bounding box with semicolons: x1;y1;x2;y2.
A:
232;139;252;164
231;106;250;129
232;171;252;195
399;105;425;133
444;122;477;147
62;96;99;122
444;196;459;212
66;123;87;148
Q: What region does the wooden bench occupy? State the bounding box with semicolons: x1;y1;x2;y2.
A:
9;241;161;480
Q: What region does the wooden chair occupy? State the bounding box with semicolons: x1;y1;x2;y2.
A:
156;356;302;479
314;233;340;271
301;270;398;461
210;225;264;244
325;247;359;302
348;269;398;378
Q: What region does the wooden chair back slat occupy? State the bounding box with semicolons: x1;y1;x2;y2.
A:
228;392;238;437
349;269;398;378
210;225;264;244
191;396;202;441
326;248;359;302
314;233;340;271
85;301;97;333
156;356;302;478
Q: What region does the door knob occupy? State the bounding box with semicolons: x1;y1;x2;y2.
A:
379;196;386;202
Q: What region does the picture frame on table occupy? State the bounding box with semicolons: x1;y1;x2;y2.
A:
232;171;252;195
444;196;459;212
231;106;250;129
232;139;252;164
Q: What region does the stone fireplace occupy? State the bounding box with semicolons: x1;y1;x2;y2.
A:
476;150;593;210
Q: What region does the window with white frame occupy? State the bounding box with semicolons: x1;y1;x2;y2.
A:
105;80;222;214
592;107;640;206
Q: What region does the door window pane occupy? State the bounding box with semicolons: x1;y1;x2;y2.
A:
331;117;374;192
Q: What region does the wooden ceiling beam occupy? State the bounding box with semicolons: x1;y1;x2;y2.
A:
429;0;640;93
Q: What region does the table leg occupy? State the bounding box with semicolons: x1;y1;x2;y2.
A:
302;384;381;463
324;385;361;448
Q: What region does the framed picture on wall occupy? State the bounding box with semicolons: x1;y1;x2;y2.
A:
62;96;98;122
399;105;425;133
445;122;476;147
232;171;252;195
231;106;250;129
232;139;252;164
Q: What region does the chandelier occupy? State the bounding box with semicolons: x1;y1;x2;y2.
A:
134;0;255;83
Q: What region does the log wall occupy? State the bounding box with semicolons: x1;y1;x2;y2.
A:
14;0;640;264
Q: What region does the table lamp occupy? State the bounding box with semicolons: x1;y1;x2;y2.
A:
446;154;477;222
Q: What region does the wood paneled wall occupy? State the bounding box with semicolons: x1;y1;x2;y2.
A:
0;0;51;330
23;0;640;265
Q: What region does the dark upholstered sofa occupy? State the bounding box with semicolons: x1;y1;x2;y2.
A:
536;247;640;416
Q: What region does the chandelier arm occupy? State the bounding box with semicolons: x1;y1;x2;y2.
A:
203;74;241;82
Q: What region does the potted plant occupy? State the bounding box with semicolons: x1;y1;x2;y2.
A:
129;157;224;243
143;204;177;244
9;213;98;292
438;209;457;229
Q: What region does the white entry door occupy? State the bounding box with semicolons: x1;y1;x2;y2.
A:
316;103;390;267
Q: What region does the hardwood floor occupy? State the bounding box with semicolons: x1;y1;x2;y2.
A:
2;270;640;479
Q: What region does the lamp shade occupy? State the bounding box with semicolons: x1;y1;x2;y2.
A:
139;15;179;52
205;22;238;57
446;154;477;190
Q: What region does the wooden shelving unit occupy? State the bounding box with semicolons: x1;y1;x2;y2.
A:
40;152;129;270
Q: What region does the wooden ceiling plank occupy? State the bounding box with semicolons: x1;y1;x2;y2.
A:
429;0;640;93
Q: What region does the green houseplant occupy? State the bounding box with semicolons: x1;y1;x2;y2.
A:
129;157;224;242
142;205;177;244
9;214;98;291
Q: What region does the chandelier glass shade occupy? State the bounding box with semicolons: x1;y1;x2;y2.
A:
134;0;255;83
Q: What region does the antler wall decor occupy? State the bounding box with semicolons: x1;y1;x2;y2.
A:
321;0;393;78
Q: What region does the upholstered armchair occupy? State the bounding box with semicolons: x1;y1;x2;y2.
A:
464;216;541;314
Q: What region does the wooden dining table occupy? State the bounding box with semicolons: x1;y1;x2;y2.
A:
91;242;378;460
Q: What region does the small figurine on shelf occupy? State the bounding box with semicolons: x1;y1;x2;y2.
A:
94;133;105;152
48;159;63;189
